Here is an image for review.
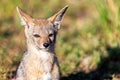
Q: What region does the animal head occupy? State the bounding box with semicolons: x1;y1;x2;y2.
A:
17;6;68;51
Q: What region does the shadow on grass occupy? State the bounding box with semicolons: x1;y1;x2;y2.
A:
61;46;120;80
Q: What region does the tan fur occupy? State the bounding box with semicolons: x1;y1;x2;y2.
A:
15;6;68;80
33;20;50;26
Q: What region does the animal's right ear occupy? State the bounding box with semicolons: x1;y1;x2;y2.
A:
16;7;34;27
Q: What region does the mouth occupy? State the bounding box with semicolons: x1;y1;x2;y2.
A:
36;46;49;51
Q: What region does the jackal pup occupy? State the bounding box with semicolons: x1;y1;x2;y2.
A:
15;6;68;80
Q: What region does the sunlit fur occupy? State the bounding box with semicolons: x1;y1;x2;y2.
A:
15;6;68;80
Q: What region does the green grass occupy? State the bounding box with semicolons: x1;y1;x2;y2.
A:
0;0;120;80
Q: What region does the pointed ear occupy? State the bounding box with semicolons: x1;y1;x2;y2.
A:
16;7;34;27
48;5;68;30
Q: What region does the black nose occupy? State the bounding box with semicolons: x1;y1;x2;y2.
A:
43;43;49;48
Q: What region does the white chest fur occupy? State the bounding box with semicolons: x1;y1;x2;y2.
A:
38;50;50;61
27;46;53;79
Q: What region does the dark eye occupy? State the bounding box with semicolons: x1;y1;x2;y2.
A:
33;34;40;38
49;33;54;37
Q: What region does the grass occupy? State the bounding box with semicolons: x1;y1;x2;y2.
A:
0;0;120;80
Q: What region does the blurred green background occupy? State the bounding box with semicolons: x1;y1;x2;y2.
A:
0;0;120;80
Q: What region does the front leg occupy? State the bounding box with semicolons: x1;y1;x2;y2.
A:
51;63;60;80
15;62;24;80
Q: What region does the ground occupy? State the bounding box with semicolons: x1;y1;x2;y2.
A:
0;0;120;80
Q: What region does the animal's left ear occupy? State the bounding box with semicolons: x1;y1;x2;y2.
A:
48;5;68;30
